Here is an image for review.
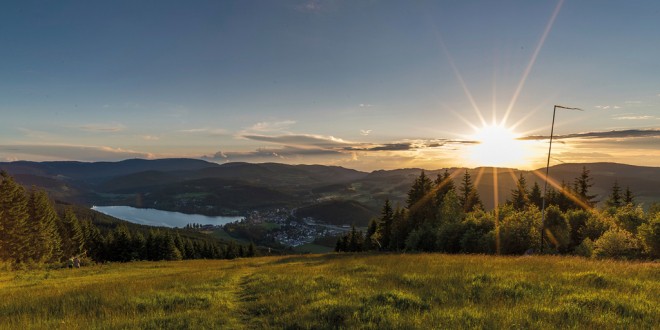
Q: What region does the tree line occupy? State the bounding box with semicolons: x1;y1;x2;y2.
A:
336;167;659;259
0;171;257;268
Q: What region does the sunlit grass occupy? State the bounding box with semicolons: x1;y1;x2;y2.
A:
1;254;658;329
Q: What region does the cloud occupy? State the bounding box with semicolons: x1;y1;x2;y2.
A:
141;135;160;141
178;128;228;136
202;146;341;162
360;129;372;136
296;0;323;13
594;105;620;110
248;120;296;132
613;115;655;120
346;143;413;151
241;133;351;148
0;144;152;161
79;123;126;132
519;129;660;141
359;103;374;108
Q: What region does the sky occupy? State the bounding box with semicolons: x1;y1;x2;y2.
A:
1;0;659;171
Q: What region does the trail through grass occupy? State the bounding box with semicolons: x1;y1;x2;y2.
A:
1;254;658;329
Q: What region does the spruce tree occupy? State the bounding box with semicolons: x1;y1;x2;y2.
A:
0;172;30;263
529;182;543;209
406;171;434;229
509;173;529;210
574;166;597;208
459;170;482;212
26;189;62;263
376;199;393;250
624;186;635;205
59;208;85;258
434;169;455;209
605;180;623;208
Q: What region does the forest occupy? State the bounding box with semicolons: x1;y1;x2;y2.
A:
336;167;660;260
0;171;256;269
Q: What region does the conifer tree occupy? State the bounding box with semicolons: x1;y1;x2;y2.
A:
624;186;635;205
406;171;434;229
0;172;30;263
364;218;379;250
509;173;529;210
605;180;623;208
388;207;408;251
247;241;257;257
434;169;455;209
59;208;85;259
459;170;482;212
26;189;62;263
376;199;393;250
574;166;597;207
529;182;543;209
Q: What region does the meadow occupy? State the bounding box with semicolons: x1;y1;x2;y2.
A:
1;254;658;329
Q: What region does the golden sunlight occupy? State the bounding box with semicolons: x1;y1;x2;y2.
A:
466;124;530;168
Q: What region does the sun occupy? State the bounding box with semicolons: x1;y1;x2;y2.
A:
466;124;529;168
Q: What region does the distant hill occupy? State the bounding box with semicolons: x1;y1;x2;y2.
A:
1;159;658;225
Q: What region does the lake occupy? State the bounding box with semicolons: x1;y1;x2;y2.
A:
91;206;244;228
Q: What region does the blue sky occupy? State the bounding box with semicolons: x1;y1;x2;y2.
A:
1;0;659;170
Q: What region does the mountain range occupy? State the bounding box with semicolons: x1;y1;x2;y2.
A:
2;159;658;226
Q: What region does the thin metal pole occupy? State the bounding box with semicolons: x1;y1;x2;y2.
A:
540;106;557;253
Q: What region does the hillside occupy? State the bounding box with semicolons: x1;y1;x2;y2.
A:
1;159;659;225
1;254;657;328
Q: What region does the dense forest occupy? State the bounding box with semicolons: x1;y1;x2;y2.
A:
336;167;660;260
0;171;256;268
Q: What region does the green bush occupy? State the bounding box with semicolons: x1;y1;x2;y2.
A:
637;213;660;259
593;228;641;259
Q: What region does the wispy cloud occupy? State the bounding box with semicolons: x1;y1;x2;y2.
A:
178;128;228;136
79;123;126;132
613;115;656;120
241;133;350;148
594;105;620;110
0;144;153;161
359;103;374;108
141;135;160;141
296;0;323;13
520;128;660;140
202;146;341;162
248;120;296;133
360;129;372;136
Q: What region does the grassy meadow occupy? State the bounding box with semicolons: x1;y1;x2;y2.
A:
1;254;658;329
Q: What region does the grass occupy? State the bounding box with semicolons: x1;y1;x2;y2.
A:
0;254;658;329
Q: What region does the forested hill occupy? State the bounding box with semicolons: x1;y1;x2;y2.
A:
1;159;659;226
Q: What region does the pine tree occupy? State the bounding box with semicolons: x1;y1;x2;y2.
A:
529;182;543;209
376;199;393;250
509;173;529;210
434;169;455;209
58;208;85;259
406;171;434;229
247;241;257;257
574;166;597;208
459;170;482;212
388;207;408;251
0;172;30;263
624;186;635;205
26;189;62;263
605;180;623;208
364;218;379;250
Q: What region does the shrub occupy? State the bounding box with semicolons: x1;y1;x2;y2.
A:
593;228;641;259
637;213;660;259
574;238;594;258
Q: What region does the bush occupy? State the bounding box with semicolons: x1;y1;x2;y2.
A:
613;204;645;234
593;228;641;259
574;238;594;258
637;213;660;259
499;206;541;254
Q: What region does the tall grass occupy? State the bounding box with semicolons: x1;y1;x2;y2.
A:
1;254;657;329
